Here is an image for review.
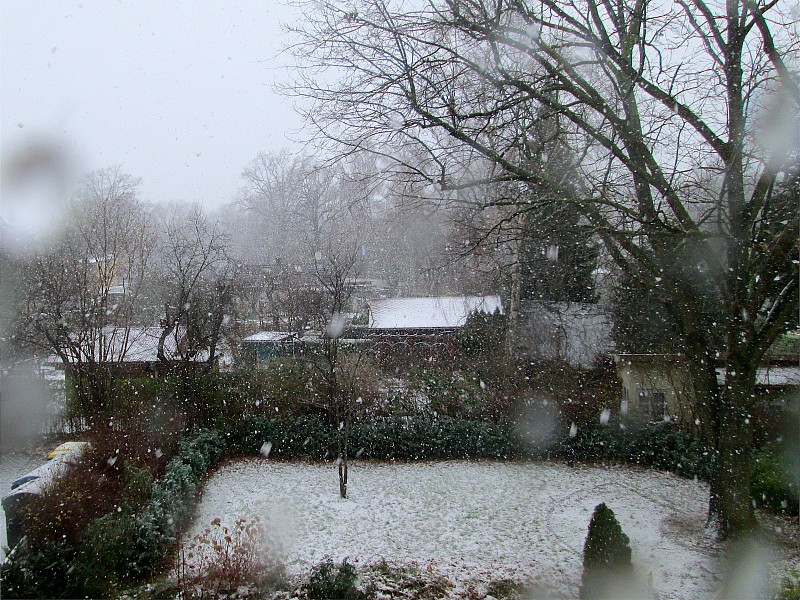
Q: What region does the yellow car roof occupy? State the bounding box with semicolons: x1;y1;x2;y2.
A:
47;441;89;460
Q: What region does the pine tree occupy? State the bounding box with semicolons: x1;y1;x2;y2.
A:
519;202;599;304
580;503;633;599
611;271;681;354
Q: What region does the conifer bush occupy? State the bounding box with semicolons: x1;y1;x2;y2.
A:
580;503;633;599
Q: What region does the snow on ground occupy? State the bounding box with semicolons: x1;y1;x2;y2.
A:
186;459;738;598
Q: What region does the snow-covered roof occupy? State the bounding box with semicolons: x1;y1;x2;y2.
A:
53;326;208;363
242;331;297;343
368;296;503;330
717;366;800;387
117;327;175;362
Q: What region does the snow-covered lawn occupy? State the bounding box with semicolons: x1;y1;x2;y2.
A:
186;459;794;598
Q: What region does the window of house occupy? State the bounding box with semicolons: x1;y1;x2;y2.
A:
637;388;667;421
620;386;630;414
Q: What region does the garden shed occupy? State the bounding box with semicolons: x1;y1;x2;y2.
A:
241;331;300;367
56;326;214;379
367;296;503;365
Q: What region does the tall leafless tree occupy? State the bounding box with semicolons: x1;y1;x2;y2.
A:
288;0;800;535
16;167;156;424
156;205;235;371
239;150;349;263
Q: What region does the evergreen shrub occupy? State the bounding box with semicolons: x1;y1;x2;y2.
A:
751;446;799;516
0;540;82;600
559;418;712;480
580;503;633;599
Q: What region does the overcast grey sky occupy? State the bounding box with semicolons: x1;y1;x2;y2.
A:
1;0;304;210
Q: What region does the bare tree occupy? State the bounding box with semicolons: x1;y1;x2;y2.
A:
239;150;353;264
156;205;235;371
309;242;361;498
288;0;800;535
16;167;156;424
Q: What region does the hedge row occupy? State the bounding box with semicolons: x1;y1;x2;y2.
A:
83;429;228;583
558;418;713;480
3;416;795;598
226;415;712;477
1;429;227;599
751;445;800;516
229;415;519;460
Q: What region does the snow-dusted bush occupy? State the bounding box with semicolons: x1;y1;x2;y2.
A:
0;539;84;599
175;516;285;598
80;428;227;591
779;568;800;600
145;429;226;537
78;510;164;593
580;503;633;599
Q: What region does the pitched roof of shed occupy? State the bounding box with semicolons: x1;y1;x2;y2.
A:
242;331;298;343
53;326;208;364
368;296;503;330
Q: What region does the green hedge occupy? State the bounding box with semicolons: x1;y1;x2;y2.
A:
556;419;713;480
228;415;520;460
0;429;227;598
751;445;799;516
98;368;327;431
4;415;794;598
228;415;710;475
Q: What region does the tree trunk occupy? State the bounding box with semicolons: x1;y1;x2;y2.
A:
505;213;526;359
338;404;349;499
709;408;756;534
74;364;112;429
707;359;758;536
339;455;348;499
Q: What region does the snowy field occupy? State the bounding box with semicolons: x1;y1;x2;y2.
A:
183;458;791;598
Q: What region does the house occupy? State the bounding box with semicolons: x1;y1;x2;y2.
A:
241;331;300;367
367;295;504;364
515;302;614;368
718;365;800;413
614;353;800;422
614;354;694;421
